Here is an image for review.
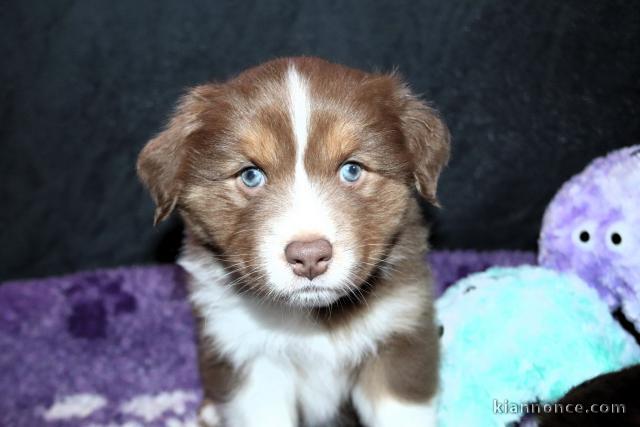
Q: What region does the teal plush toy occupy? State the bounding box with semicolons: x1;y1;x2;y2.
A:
436;266;640;426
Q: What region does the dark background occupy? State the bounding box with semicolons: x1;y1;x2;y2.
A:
1;1;638;281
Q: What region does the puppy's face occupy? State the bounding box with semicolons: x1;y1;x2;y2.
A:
138;58;449;307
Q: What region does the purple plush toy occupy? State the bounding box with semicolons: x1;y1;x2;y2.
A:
539;145;640;328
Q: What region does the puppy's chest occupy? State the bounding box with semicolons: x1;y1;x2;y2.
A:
192;272;415;371
201;302;368;424
202;299;375;369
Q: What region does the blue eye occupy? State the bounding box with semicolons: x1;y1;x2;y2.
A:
240;167;265;188
340;162;362;183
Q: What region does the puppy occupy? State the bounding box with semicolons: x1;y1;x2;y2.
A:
137;57;450;427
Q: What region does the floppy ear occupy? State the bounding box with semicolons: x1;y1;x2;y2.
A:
137;89;207;225
395;82;451;206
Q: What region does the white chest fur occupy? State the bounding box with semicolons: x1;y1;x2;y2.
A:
180;246;425;426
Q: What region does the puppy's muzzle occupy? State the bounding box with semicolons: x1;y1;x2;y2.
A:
285;239;333;280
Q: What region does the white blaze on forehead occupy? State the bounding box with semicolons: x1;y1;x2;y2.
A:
252;65;355;298
286;65;311;164
283;65;335;239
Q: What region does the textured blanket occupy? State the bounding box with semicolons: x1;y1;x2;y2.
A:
0;251;534;427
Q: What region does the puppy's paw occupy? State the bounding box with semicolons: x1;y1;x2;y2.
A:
198;400;221;427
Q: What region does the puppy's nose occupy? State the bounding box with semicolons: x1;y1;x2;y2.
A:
285;239;333;280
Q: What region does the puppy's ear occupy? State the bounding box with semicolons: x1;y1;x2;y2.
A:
394;80;450;206
137;87;210;225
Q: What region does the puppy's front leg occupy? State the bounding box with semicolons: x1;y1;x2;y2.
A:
352;331;439;427
222;357;297;427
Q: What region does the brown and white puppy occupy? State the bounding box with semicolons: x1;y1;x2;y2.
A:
137;57;449;427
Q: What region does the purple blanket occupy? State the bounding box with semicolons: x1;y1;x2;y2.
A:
0;251;534;427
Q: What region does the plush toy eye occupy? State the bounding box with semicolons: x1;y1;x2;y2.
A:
572;221;596;250
579;231;591;243
605;222;629;252
340;162;362;183
239;167;265;188
611;232;622;245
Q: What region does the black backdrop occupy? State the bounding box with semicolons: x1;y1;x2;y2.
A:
1;1;638;281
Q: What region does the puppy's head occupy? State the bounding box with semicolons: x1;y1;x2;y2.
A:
138;57;449;307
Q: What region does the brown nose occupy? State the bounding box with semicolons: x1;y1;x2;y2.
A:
285;239;333;280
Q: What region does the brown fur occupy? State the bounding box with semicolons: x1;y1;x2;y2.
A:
137;56;449;426
193;311;246;404
348;203;440;404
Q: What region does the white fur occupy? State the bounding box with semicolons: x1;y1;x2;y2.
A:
222;356;297;427
286;66;310;163
180;241;427;426
256;65;357;307
351;391;437;427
